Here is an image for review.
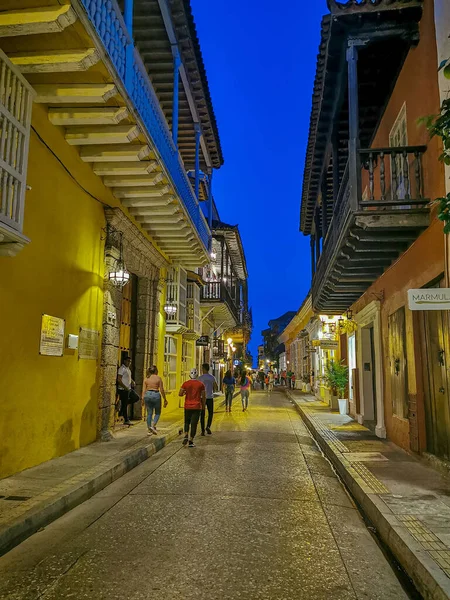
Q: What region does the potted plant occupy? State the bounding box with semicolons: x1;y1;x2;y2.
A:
324;360;349;415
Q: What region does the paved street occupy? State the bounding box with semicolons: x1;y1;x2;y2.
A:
0;391;410;600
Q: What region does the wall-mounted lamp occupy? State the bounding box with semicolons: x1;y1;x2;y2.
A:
346;309;353;321
164;300;177;316
106;227;130;288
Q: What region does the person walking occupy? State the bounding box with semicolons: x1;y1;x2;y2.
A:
240;370;251;412
281;369;287;386
287;369;293;389
179;368;205;448
142;366;167;435
268;370;275;393
223;370;236;412
258;370;266;391
198;363;217;435
117;356;135;425
291;373;296;389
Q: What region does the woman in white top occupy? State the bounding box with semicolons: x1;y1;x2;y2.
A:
142;366;167;435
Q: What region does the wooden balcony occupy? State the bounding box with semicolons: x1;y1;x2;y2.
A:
200;282;241;328
312;146;429;312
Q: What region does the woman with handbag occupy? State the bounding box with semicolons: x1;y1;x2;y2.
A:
142;366;167;435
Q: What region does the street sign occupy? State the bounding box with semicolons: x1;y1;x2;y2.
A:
318;340;339;350
196;335;210;347
408;289;450;311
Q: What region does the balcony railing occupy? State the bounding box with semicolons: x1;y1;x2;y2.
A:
313;145;429;311
0;49;34;254
80;0;210;250
201;282;240;325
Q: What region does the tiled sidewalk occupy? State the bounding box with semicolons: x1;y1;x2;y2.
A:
0;407;189;555
287;390;450;600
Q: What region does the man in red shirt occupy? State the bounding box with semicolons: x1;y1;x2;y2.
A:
179;368;206;447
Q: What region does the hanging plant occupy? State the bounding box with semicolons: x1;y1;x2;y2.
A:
418;60;450;233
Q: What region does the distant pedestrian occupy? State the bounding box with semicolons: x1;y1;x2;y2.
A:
142;366;167;435
291;373;296;389
117;356;135;425
240;370;251;411
287;370;293;389
179;368;206;447
268;370;274;393
258;370;265;391
199;363;218;435
281;370;287;386
223;369;236;412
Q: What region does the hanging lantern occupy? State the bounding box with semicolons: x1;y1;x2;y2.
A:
346;309;353;321
108;259;130;287
107;227;130;288
164;300;177;316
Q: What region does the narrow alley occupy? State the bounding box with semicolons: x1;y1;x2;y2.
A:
0;391;410;600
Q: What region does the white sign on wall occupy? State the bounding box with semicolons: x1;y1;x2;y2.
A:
408;289;450;311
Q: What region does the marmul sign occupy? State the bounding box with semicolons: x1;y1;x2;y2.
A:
408;289;450;311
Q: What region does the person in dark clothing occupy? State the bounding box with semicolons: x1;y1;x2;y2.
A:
223;370;236;412
257;370;266;391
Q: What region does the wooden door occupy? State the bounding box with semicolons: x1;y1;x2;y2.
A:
422;310;450;461
388;308;408;419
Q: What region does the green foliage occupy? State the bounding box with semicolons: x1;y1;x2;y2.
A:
420;68;450;233
433;193;450;234
324;360;349;398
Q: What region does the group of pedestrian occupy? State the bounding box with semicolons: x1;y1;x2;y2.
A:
117;356;256;448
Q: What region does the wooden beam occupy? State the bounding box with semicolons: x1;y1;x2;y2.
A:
34;84;117;104
9;49;99;73
0;5;76;37
121;194;176;207
80;144;150;162
49;107;129;126
65;125;140;146
113;185;172;198
102;173;164;187
93;161;157;176
128;206;179;216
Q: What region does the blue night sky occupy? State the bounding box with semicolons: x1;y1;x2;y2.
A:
191;0;327;363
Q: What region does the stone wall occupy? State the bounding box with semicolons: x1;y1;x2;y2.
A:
98;208;167;440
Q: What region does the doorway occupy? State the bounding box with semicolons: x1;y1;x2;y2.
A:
117;274;138;419
421;309;450;461
360;325;377;428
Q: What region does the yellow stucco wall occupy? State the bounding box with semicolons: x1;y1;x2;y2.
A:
0;104;115;478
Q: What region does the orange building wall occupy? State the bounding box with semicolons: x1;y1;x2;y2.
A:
353;1;446;451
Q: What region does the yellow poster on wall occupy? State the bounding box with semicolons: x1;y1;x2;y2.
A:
39;314;65;356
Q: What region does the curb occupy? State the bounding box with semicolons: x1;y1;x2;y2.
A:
0;422;182;557
286;390;450;600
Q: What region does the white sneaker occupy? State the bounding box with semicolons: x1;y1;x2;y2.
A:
150;426;158;435
147;428;152;435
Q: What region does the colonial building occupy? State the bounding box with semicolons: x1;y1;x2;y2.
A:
301;0;449;460
198;214;251;385
0;0;230;477
261;311;296;365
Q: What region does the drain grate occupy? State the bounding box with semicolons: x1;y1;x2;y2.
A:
2;496;31;502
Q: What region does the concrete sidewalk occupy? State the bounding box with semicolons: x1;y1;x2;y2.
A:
0;396;219;556
286;389;450;600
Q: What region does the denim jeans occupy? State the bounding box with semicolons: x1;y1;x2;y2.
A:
225;386;234;409
241;389;249;409
144;391;161;429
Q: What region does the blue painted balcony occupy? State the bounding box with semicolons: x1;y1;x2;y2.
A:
0;0;223;266
80;0;211;256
